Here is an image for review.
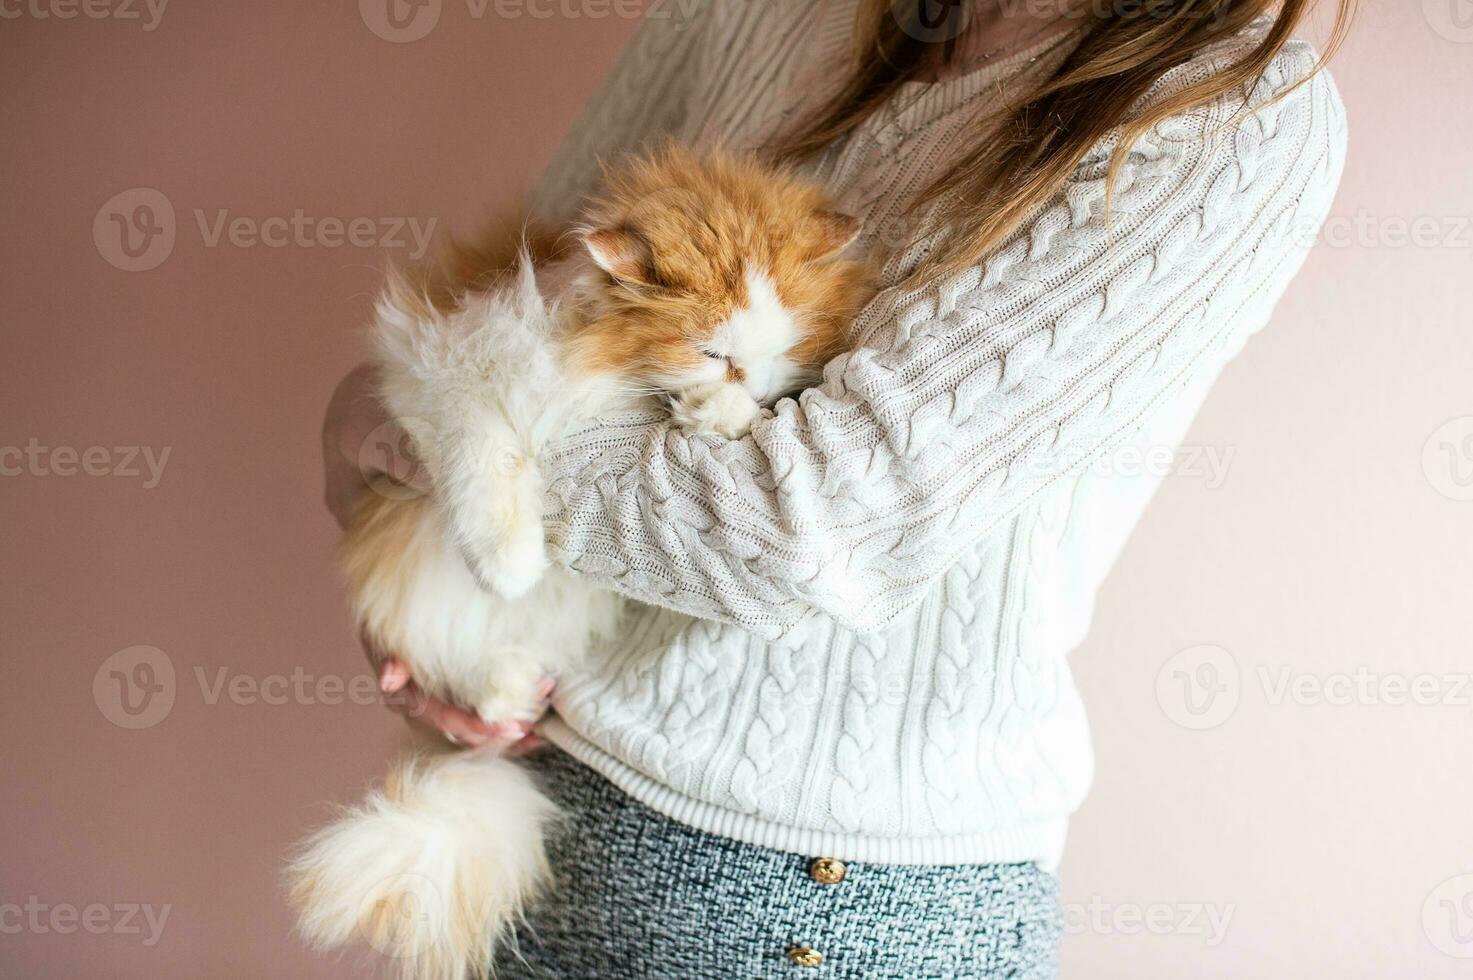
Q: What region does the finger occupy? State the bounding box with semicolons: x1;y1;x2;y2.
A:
488;720;532;742
420;698;500;747
507;734;546;758
379;658;413;694
419;701;489;748
379;680;435;721
379;677;422;716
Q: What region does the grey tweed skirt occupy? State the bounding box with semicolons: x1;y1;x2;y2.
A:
493;748;1062;979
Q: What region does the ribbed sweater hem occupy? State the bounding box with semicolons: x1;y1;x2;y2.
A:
541;717;1068;873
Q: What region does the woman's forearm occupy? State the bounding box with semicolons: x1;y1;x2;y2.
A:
541;51;1347;638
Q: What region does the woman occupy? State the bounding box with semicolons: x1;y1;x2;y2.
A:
322;1;1349;975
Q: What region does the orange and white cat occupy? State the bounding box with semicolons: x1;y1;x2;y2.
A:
287;148;872;980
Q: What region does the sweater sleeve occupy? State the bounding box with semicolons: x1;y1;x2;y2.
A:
525;3;712;228
540;45;1348;639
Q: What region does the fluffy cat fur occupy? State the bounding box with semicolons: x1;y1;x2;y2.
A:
287;147;872;980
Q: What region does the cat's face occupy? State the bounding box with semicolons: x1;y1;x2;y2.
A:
568;149;873;405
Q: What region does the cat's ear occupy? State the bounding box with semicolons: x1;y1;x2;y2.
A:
810;210;861;260
580;226;656;286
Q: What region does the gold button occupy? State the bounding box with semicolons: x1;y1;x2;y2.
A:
809;857;847;885
787;946;824;967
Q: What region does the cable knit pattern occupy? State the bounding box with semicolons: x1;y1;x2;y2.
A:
529;1;1347;868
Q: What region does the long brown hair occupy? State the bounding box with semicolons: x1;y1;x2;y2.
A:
769;0;1354;281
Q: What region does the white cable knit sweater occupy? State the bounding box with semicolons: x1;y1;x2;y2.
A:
524;1;1347;868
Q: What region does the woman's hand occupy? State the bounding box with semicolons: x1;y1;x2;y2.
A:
323;363;549;753
322;362;430;529
377;651;552;755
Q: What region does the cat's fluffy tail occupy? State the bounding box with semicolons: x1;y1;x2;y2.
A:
287;748;557;980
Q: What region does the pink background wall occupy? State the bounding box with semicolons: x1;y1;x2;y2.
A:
2;3;1469;977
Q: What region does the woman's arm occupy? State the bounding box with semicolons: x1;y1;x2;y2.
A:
538;47;1348;639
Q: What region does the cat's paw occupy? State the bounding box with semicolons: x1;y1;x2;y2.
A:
462;518;548;600
672;382;761;439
